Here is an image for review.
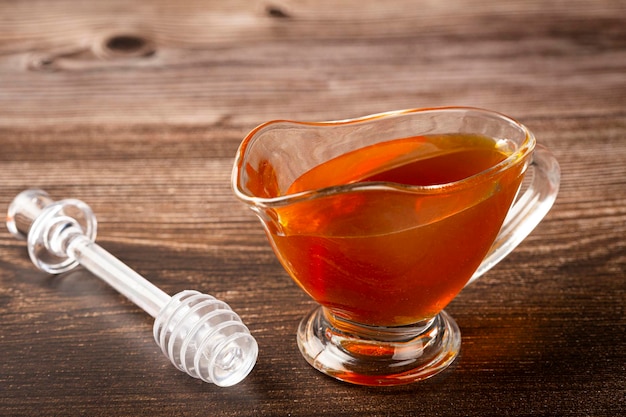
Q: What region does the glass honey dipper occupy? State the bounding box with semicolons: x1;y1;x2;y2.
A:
6;189;258;387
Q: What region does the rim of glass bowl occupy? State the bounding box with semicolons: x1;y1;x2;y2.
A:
232;106;535;208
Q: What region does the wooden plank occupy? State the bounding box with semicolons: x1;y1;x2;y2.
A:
0;1;624;416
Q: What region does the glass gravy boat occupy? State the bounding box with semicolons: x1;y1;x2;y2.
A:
232;107;560;386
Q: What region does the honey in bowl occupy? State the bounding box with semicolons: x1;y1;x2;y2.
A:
249;133;525;326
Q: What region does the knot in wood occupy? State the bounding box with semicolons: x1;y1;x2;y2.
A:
98;33;155;59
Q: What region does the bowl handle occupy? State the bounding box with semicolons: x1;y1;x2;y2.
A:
467;144;560;285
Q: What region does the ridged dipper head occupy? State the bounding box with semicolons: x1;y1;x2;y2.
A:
153;290;258;387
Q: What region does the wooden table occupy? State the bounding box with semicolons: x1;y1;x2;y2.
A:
1;1;624;415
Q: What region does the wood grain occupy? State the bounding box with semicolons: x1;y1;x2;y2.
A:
0;1;624;416
1;0;624;127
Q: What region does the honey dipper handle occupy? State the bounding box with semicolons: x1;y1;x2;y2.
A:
7;189;169;316
66;232;170;318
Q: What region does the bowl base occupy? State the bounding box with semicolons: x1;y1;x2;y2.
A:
296;307;461;386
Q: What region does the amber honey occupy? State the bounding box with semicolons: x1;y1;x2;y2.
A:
249;134;525;326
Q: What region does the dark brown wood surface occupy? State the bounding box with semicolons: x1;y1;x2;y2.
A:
0;1;624;416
